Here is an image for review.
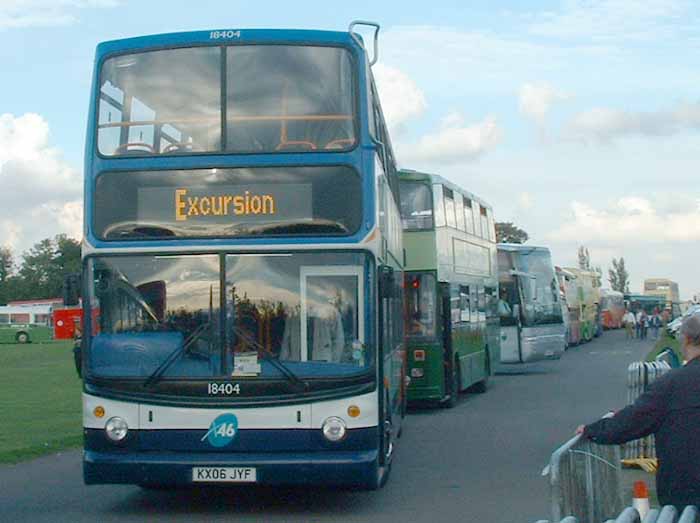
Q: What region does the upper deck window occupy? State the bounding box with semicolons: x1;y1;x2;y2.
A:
98;47;222;156
226;46;356;153
97;45;356;157
398;181;433;230
443;187;457;228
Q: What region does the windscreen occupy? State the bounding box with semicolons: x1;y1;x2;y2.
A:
399;181;433;230
93;166;361;240
405;273;437;338
97;45;356;156
513;250;563;326
87;252;373;381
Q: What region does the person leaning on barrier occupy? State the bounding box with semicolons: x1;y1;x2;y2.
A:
576;312;700;508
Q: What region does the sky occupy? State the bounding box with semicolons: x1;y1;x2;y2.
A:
1;0;699;298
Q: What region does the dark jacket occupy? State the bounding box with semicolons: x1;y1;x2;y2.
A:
584;357;700;507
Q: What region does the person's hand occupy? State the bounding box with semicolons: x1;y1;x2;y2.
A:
575;425;586;435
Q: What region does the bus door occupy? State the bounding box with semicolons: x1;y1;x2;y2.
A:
376;265;403;465
439;283;455;396
499;273;528;363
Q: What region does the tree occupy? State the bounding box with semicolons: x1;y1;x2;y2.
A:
11;235;82;301
578;246;591;270
495;222;529;244
608;257;630;293
0;247;15;305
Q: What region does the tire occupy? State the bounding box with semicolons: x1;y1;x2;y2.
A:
375;390;393;488
444;358;460;408
472;350;490;394
16;332;29;344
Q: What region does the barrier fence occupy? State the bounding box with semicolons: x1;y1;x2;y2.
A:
536;505;700;523
542;432;624;523
625;362;670;462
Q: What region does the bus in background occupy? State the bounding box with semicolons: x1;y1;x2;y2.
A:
78;22;405;490
398;169;498;407
625;294;673;318
53;306;84;340
600;289;624;330
497;244;566;363
0;305;53;343
564;268;601;342
556;266;580;347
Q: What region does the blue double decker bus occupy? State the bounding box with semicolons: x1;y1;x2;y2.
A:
78;22;406;489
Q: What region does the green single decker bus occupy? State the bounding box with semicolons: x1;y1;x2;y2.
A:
0;305;53;344
398;170;499;407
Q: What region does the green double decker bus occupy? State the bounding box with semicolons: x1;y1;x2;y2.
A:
398;170;499;407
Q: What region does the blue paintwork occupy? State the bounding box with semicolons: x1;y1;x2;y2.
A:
90;331;370;378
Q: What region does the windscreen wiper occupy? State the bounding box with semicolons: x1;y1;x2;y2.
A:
231;325;308;391
103;222;179;239
240;220;349;236
143;322;211;388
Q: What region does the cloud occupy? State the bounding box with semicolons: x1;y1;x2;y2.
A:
373;63;427;134
547;196;700;245
519;83;572;127
563;101;700;143
397;113;503;166
518;192;535;211
0;0;119;29
0;113;82;252
382;25;618;96
525;0;690;42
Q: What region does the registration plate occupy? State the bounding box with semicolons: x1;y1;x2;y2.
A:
192;467;257;483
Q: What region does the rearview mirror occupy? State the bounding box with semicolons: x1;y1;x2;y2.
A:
63;273;81;306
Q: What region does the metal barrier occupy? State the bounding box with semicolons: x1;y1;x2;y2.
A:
625;362;671;461
543;433;624;523
535;505;699;523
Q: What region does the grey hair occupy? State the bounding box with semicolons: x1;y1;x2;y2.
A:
680;313;700;346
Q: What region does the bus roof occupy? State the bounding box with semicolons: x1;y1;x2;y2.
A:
397;169;493;212
0;304;53;314
497;243;551;254
600;289;624;297
95;29;360;57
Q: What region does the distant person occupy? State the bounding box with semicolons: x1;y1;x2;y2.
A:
651;311;662;339
576;313;700;509
622;309;636;339
635;309;644;338
640;311;649;340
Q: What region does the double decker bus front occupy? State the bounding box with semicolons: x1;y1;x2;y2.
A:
81;30;397;489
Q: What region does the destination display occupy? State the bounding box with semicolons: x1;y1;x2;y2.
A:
93;166;362;240
136;184;312;224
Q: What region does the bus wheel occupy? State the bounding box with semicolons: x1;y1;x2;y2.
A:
472;350;490;394
445;359;460;408
16;332;29;344
374;390;393;488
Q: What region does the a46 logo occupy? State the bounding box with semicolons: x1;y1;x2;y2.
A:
201;413;239;447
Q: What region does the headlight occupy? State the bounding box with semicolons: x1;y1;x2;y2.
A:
322;416;347;442
105;416;128;442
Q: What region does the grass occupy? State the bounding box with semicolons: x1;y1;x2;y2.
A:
645;330;682;364
0;341;83;463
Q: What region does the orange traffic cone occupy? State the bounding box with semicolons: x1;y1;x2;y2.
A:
633;480;650;519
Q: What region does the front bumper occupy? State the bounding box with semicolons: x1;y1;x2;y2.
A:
84;449;379;487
